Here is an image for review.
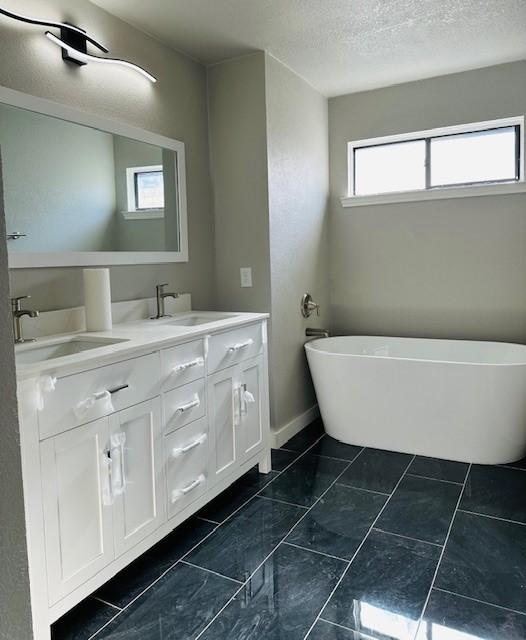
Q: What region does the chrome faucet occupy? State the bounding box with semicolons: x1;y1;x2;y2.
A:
152;283;180;319
11;295;39;344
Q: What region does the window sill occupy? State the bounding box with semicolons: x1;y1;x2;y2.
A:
340;182;526;208
122;209;165;220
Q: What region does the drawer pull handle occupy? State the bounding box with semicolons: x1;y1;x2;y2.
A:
107;384;130;395
175;394;201;414
173;357;204;374
172;433;207;458
171;474;206;503
74;390;114;420
228;339;254;353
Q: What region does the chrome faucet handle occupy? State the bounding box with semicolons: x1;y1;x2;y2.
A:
301;293;320;318
156;283;169;293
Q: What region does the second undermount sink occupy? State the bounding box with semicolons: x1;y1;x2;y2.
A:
15;337;129;365
164;313;237;327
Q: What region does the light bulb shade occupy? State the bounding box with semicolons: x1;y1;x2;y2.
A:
45;32;157;83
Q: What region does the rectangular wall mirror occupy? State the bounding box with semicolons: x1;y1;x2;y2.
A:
0;88;188;267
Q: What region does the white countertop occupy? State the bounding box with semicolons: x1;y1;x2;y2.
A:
15;311;269;380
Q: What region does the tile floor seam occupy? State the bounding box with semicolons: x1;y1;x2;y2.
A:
335;480;390;496
282;540;349;563
498;464;526;472
372;527;444;548
457;507;526;527
91;596;123;611
432;586;526;617
413;462;473;640
303;454;417;639
406;472;463;486
318;617;373;636
180;560;244;584
192;454;357;639
256;494;310;509
195;516;221;525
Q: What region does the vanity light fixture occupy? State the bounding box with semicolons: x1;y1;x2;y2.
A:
0;6;157;83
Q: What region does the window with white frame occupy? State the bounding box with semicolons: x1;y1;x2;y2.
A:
347;117;524;199
126;165;165;215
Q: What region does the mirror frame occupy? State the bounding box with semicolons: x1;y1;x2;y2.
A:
0;86;189;268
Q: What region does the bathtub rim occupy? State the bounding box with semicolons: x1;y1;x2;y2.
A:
305;335;526;367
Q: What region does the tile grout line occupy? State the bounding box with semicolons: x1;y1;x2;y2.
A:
180;560;244;585
372;527;443;548
192;446;365;640
318;617;376;638
303;454;417;640
256;494;310;510
282;541;349;563
406;472;464;486
413;463;472;640
195;516;221;525
457;508;526;528
335;480;390;496
91;596;123;612
87;435;328;638
433;586;526;617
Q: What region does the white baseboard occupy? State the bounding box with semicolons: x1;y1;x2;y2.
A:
271;404;320;449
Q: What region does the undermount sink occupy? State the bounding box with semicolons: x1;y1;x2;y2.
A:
15;337;129;365
164;313;237;327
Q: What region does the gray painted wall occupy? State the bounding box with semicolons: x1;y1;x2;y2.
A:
208;53;272;314
208;53;330;433
1;105;117;252
2;0;214;311
265;55;329;431
329;61;526;342
0;155;33;639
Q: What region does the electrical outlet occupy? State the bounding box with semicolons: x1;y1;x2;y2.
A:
240;267;253;288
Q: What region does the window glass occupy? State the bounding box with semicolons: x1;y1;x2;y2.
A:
135;170;164;210
354;140;426;196
430;127;517;187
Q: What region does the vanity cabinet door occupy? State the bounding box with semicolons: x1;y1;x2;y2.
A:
207;365;239;485
110;399;164;558
41;417;114;606
237;355;266;465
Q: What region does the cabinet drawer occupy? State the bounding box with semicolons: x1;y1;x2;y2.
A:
208;323;263;373
165;417;208;519
38;353;160;440
161;339;205;392
164;379;206;435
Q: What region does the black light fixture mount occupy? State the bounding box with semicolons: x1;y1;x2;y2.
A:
0;6;156;82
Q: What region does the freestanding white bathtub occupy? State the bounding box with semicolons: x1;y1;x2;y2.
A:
305;336;526;464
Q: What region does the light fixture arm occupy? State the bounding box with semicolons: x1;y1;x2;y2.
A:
0;6;108;52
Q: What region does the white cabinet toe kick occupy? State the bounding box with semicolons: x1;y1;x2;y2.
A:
17;318;271;640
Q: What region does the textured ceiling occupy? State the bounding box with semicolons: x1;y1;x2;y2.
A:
90;0;526;96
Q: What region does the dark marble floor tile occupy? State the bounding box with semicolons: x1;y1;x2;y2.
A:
95;517;215;608
460;465;526;524
186;496;305;581
308;620;375;639
310;435;363;461
199;543;345;640
272;448;299;472
504;456;526;471
259;453;348;507
197;466;279;523
282;419;325;453
408;456;468;484
416;589;526;640
436;511;526;613
286;483;387;559
323;529;441;639
51;598;117;640
339;448;412;494
96;562;239;640
376;475;462;545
